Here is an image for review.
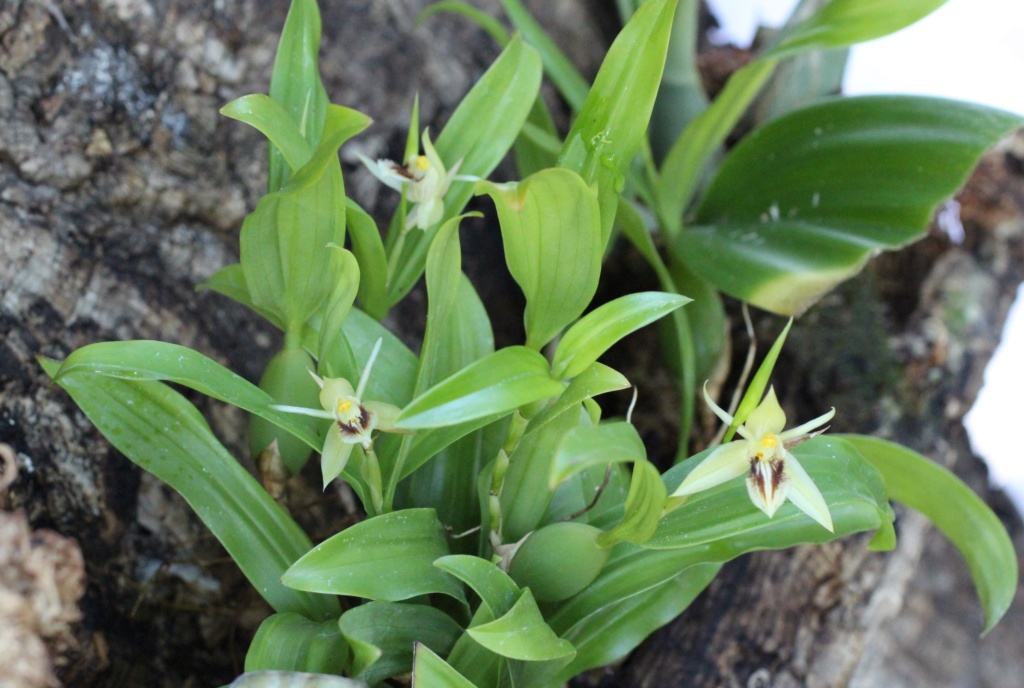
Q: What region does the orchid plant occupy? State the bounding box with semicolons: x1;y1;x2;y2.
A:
41;0;1019;686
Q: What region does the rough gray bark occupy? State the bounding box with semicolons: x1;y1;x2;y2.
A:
1;1;1021;686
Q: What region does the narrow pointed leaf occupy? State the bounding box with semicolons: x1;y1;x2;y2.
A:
597;460;667;547
839;434;1016;634
396;347;563;429
552;292;690;379
39;358;337;620
433;555;521;618
412;644;478;688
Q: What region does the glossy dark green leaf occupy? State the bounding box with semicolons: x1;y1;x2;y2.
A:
340;602;462;685
412;644;478;688
550;422;647;488
39;358;337;620
558;0;679;243
396;347;564;430
552;292;690;379
679;96;1022;315
245;612;348;674
478;168;602;350
467;589;575;661
840;434;1016;634
282;508;464;602
387;37;542;306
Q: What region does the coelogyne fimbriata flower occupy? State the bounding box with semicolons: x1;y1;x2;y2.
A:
671;385;835;531
274;338;402;488
358;130;462;232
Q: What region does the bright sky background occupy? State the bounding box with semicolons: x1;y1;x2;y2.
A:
707;0;1024;510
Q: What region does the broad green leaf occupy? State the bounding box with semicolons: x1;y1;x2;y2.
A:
387;37;542;306
346;199;389;320
340;602;462;685
550;422;647;488
556;562;720;682
267;0;329;191
245;612;348;674
597;460;667;547
559;0;679;242
723;318;793;442
282;508;464;602
467;590;575;661
678;96;1023;315
412;644;478;688
396;347;564;429
433;555;521;618
514;95;561;178
651;436;892;549
446;605;501;688
552;291;690;379
499;0;589;111
40;358;336;620
655;58;777;232
229;673;365;688
840;434;1017;634
767;0;948;60
478;169;602;350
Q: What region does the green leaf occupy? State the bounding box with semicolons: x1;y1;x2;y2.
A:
412;644;478;688
478;168;603;350
839;434;1017;634
655;58;777;232
340;602;463;685
396;347;564;430
530;362;630;433
559;0;679;242
555;562;720;682
221;94;312;171
767;0;948;60
433;555;522;618
39;358;337;620
418;2;510;47
318;248;360;371
267;0;329;191
552;291;690;379
282;508;464;603
678;96;1023;315
550;422;647;488
499;0;590;111
346;199;389;320
387;36;543;306
245;612;348;674
467;589;575;661
597;460;667;547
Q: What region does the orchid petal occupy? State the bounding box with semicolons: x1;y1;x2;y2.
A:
321;426;354;490
364;400;404;433
702;382;741;436
356;338;383;399
319;377;355;412
744;386;787;437
421;128;445;175
270;405;335;420
671;441;749;497
781;452;834;532
357;153;407;192
746;458;789;518
779;407;835;441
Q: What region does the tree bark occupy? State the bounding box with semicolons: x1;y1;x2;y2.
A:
1;1;1021;686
